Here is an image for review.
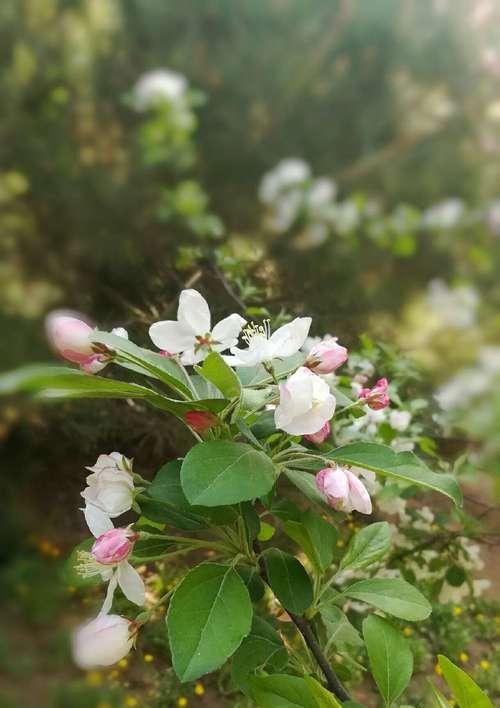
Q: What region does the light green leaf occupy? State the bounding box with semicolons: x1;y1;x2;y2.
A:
427;681;452;708
284;510;338;573
327;443;462;507
438;655;494;708
363;614;413;707
249;674;318;708
303;677;343;707
181;441;276;506
167;563;252;682
262;548;313;615
231;616;288;693
344;578;431;621
91;330;192;396
320;606;363;649
197;351;241;398
284;468;330;508
340;521;391;571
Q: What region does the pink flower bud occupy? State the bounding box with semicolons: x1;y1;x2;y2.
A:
358;377;390;410
72;614;136;669
316;465;372;514
45;310;106;373
303;420;331;444
306;339;348;374
184;410;218;432
91;528;137;565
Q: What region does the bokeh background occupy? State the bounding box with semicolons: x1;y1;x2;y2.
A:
1;1;499;706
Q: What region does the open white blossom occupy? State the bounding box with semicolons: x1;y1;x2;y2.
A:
422;198;465;230
259;158;311;205
275;366;335;435
225;317;311;369
149;289;246;365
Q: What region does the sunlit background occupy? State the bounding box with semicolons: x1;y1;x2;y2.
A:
1;1;499;706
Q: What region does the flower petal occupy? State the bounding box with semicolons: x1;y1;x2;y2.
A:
346;471;372;515
117;561;145;606
211;314;247;348
177;289;211;335
270;317;312;358
149;320;194;353
84;504;114;537
99;573;119;616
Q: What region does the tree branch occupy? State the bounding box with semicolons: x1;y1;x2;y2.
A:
254;541;351;703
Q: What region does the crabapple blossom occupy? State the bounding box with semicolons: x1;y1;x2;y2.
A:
45;311;128;374
72;613;136;669
303;420;331;444
305;338;348;374
92;527;138;565
184;410;218;432
78;522;145;613
149;289;246;365
81;453;134;536
315;465;372;514
358;378;390;410
274;366;335;435
225;317;311;368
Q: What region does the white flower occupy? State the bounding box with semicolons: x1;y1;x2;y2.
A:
133;68;188;111
81;453;134;536
426;279;479;329
225;317;311;368
258;158;310;204
306;178;337;211
422;198;465;229
389;409;412;432
149;289;246;366
377;495;410;523
274;366;335;435
72;614;135;669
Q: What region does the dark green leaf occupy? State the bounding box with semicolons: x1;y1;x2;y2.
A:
283;510;337;573
232;616;288;693
326;443;462;507
262;549;313;614
181;441;276;506
167;563;252;682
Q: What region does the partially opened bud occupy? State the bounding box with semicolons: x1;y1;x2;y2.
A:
316;465;372;514
306;339;348;374
72;614;136;669
303;420;331;444
358;378;390;410
184;410;218;432
45;311;105;373
91;528;137;565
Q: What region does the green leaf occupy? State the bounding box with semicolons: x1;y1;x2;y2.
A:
262;548;313;614
326;443;462;507
249;674;318;708
232;616;288;693
340;522;391;571
181;441;276;506
92;331;192;397
283;510;338;573
132;533;174;560
320;606;363;649
197;351;241;398
363;614;413;707
167;562;252;682
344;578;431;621
284;468;330;508
427;681;452;708
237;352;305;387
438;655;494;708
303;677;343;707
237;567;266;602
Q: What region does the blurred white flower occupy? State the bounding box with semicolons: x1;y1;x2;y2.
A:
422;198;464;229
306;177;337;211
328;200;360;234
377;495;410;523
72;614;135;669
436;346;500;410
426;279;479;329
258;158;310;204
486;199;500;235
133;68;188;111
389;409;411;432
